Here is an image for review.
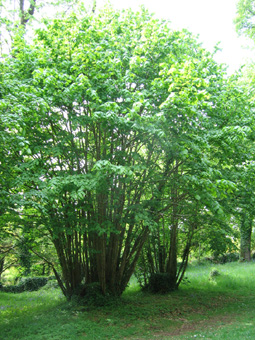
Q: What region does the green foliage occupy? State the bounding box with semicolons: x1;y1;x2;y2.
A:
18;276;49;291
1;276;49;293
233;1;255;263
235;0;255;40
0;5;225;297
17;237;32;276
213;252;240;264
1;1;253;300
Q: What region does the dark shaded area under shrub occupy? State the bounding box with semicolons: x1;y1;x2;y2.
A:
145;273;177;294
70;282;122;307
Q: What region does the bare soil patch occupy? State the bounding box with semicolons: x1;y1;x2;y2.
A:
152;314;236;338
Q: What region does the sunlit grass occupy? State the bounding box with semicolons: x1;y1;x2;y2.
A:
1;261;255;339
184;261;255;294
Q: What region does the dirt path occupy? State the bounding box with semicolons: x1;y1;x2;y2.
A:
151;314;236;339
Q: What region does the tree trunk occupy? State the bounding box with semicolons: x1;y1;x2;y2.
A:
0;257;4;281
240;213;252;262
166;220;178;290
19;0;36;27
166;168;179;290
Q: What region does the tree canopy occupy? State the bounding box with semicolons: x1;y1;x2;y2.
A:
235;0;255;40
0;3;254;299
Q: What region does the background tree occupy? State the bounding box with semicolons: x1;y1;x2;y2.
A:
235;1;255;260
135;52;250;290
0;0;95;56
235;0;255;40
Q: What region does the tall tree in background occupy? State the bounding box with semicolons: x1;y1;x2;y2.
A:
235;1;255;260
235;0;255;40
0;0;95;56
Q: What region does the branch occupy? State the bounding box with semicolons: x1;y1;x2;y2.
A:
2;261;17;274
248;8;255;17
0;245;16;255
20;0;36;27
92;0;96;13
30;248;67;297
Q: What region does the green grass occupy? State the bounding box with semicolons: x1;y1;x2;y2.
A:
1;261;255;339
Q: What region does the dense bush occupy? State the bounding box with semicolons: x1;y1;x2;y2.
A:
216;253;239;263
19;277;48;291
0;284;23;293
0;276;49;293
203;253;239;264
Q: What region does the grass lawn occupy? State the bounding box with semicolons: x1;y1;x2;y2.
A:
1;261;255;339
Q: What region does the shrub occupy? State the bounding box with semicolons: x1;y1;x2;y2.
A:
0;276;49;293
209;268;221;280
217;253;239;264
0;284;23;293
18;277;48;291
203;253;239;264
147;273;176;294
